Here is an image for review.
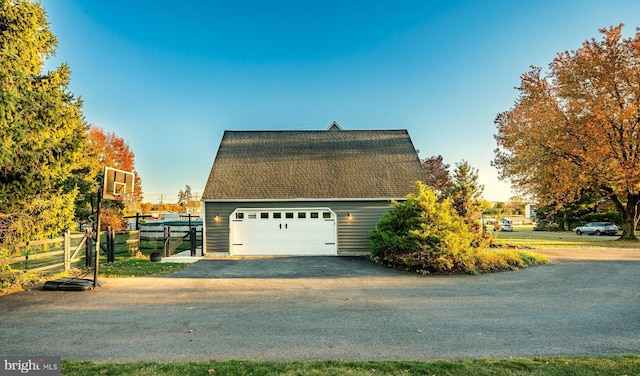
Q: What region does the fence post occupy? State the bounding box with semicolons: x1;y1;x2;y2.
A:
106;227;114;263
163;226;170;257
190;227;196;256
111;228;117;258
85;229;93;267
64;230;71;271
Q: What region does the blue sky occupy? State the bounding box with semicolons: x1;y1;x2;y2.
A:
40;0;640;203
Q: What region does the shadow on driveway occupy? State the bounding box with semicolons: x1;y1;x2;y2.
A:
164;256;406;279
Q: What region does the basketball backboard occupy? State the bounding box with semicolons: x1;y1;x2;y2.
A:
103;166;134;200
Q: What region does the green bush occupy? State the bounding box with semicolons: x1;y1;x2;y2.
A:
0;263;39;291
369;182;549;274
369;182;476;273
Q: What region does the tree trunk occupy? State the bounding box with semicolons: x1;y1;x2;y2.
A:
611;193;640;240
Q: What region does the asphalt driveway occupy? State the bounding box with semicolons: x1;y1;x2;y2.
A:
0;252;639;362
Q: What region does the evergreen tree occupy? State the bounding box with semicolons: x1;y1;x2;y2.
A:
0;0;90;240
448;161;489;247
369;182;475;273
449;160;484;221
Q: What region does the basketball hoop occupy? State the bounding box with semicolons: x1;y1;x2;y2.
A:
92;166;135;288
103;167;134;200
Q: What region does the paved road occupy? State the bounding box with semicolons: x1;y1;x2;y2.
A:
0;254;639;362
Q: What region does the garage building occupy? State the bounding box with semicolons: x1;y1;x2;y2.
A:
202;123;426;256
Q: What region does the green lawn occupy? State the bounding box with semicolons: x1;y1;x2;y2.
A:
98;257;190;277
493;228;640;249
62;356;640;376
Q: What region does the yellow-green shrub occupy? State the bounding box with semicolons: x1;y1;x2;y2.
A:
369;182;550;274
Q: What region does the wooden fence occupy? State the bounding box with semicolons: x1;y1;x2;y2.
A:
4;231;88;275
139;226;203;257
2;226;201;276
3;229;140;276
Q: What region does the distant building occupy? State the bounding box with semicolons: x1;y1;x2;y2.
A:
525;204;536;219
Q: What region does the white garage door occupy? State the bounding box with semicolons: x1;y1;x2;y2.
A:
230;208;337;256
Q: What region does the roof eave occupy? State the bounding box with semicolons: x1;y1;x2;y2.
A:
202;197;406;203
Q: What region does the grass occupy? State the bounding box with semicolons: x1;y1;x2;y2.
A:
61;356;640;375
74;233;195;277
493;227;640;249
98;256;190;277
471;249;549;273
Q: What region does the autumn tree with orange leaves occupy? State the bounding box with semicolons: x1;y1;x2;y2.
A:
82;126;142;229
494;25;640;240
88;126;142;199
421;155;453;198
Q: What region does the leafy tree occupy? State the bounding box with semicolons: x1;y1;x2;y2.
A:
178;185;192;207
140;202;153;214
0;0;90;240
490;202;507;218
421;155;453;198
99;207;126;231
494;25;640;240
87;125;142;198
534;191;620;231
88;126;136;172
84;125;142;225
507;196;526;216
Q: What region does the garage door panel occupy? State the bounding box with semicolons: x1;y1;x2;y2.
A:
230;208;337;256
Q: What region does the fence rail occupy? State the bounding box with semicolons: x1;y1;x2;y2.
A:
139;226;203;257
2;229;140;276
2;226;202;276
3;231;87;275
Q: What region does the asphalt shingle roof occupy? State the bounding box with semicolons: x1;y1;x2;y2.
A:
202;129;426;200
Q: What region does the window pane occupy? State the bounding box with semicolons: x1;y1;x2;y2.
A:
248;213;257;219
260;212;269;219
286;212;294;219
298;212;306;219
273;212;282;219
323;212;331;219
236;212;244;219
310;212;319;218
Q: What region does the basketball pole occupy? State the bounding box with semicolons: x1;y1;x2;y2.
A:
93;187;103;288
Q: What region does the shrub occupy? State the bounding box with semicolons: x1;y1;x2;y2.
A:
100;208;126;231
0;264;40;292
369;182;550;274
369;182;477;273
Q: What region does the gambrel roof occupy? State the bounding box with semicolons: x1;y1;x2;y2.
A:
202;128;426;200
